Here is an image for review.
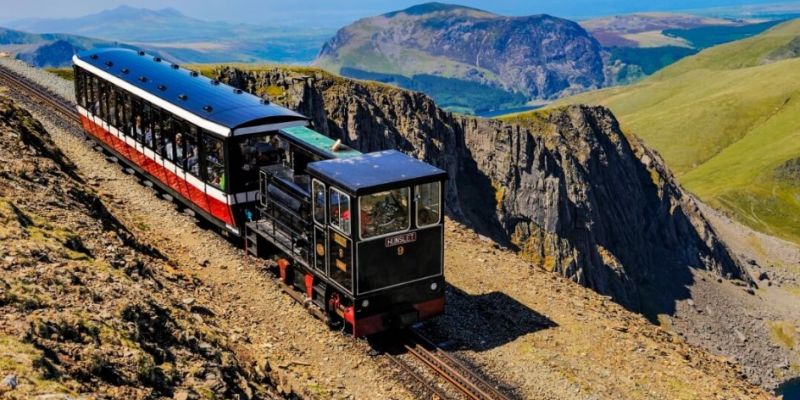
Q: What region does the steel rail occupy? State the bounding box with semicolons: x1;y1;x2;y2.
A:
401;330;512;400
0;65;80;124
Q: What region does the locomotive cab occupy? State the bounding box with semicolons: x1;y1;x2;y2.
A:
306;150;447;336
246;128;447;337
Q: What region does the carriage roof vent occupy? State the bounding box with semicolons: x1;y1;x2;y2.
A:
153;57;161;62
137;50;145;56
90;54;98;60
202;105;213;112
157;84;167;91
233;88;243;94
178;94;188;101
190;71;199;77
210;80;220;85
138;76;148;83
105;61;113;67
260;98;270;105
121;68;129;74
171;63;179;69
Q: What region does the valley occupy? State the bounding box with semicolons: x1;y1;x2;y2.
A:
552;19;800;246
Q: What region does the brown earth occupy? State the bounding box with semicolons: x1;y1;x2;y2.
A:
0;94;284;399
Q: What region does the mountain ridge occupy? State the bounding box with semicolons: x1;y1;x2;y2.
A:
314;4;605;114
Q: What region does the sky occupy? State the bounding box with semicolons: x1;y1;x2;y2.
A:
1;0;799;27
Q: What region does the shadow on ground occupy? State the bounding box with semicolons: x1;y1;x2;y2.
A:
424;284;557;352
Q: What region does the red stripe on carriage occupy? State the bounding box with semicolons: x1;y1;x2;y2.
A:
80;115;235;226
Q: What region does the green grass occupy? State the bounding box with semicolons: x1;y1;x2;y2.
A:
45;67;74;81
543;19;800;245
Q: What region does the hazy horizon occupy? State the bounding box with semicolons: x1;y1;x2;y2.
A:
3;0;800;29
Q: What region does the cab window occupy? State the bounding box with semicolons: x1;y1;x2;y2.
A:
360;187;409;239
416;182;441;227
329;187;350;235
312;180;326;225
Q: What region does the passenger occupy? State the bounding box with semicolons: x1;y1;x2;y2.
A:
165;133;184;162
187;146;200;175
144;126;153;148
132;116;144;140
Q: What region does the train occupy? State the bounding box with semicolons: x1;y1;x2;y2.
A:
71;48;447;337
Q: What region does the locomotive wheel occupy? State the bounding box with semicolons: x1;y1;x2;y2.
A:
326;290;344;330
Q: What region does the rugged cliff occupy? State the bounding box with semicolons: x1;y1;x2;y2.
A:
209;66;749;315
313;3;604;113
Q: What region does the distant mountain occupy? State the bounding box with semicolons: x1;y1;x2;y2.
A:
581;13;785;84
554;19;800;245
4;5;332;64
313;2;605;114
0;27;123;67
581;13;738;48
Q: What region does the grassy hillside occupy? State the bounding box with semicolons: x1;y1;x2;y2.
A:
544;19;800;244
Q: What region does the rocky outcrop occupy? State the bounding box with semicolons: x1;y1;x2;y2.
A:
314;2;605;101
0;95;282;399
211;67;749;315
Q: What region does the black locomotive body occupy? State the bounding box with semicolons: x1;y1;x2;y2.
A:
246;130;447;337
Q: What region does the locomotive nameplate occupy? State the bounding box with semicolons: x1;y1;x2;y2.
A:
333;233;348;247
385;232;416;248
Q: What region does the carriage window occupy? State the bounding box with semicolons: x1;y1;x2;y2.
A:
99;80;109;120
203;133;225;189
329;188;350;235
91;76;100;116
74;67;85;108
416;182;441;227
359;188;410;239
184;124;200;176
107;85;117;127
151;106;163;155
312;180;325;225
117;91;128;134
140;103;153;152
163;113;177;162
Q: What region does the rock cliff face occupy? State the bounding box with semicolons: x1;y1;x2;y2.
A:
211;67;748;315
314;3;605;102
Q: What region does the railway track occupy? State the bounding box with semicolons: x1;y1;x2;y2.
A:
398;329;512;400
0;65;80;124
0;64;513;400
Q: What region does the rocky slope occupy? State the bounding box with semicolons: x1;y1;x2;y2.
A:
0;95;282;399
208;66;748;317
313;2;604;112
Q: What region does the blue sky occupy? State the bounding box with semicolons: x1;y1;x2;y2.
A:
2;0;799;27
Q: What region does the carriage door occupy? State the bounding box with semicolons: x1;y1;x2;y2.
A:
312;179;328;274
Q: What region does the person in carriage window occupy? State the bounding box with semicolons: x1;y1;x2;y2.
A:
165;133;184;163
187;145;200;175
131;116;143;138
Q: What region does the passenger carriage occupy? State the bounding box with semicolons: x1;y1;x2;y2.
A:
72;48;447;336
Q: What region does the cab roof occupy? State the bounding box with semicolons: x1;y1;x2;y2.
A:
307;150;447;195
73;48;308;137
279;126;362;160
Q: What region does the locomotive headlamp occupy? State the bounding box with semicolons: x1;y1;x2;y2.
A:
362;299;370;308
430;282;438;291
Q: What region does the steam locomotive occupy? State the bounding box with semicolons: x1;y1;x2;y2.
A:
72;48;447;336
